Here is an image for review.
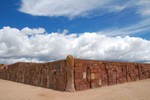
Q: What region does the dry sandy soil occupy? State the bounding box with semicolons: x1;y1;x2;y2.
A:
0;79;150;100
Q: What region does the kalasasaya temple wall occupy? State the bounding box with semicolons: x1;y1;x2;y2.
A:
0;55;150;92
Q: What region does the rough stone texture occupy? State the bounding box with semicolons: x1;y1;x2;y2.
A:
0;56;150;92
65;55;75;92
0;64;4;70
0;64;7;70
74;59;150;91
0;61;66;91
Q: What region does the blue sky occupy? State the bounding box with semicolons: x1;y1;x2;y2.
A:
1;0;150;38
0;0;150;63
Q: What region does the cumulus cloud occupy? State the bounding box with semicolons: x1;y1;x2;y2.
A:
0;26;150;64
21;27;45;35
19;0;125;18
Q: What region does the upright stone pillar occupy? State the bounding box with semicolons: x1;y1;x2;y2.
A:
65;55;75;92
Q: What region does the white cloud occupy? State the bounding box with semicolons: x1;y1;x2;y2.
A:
0;26;150;64
98;18;150;36
21;27;45;35
19;0;150;19
19;0;125;18
135;0;150;17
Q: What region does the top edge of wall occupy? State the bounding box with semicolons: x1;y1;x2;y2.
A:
0;55;150;66
74;58;150;65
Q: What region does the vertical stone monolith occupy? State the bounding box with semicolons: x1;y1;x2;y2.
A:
65;55;75;92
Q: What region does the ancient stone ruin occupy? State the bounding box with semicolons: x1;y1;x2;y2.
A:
0;55;150;92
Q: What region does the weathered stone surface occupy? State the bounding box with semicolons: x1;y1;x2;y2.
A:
0;56;150;92
73;59;150;91
0;61;66;91
65;55;75;92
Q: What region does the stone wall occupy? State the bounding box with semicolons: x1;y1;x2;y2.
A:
0;60;67;91
74;59;150;91
0;56;150;91
0;64;6;70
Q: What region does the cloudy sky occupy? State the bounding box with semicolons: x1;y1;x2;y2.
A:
0;0;150;64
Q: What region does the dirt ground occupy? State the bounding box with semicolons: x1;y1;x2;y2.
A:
0;79;150;100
